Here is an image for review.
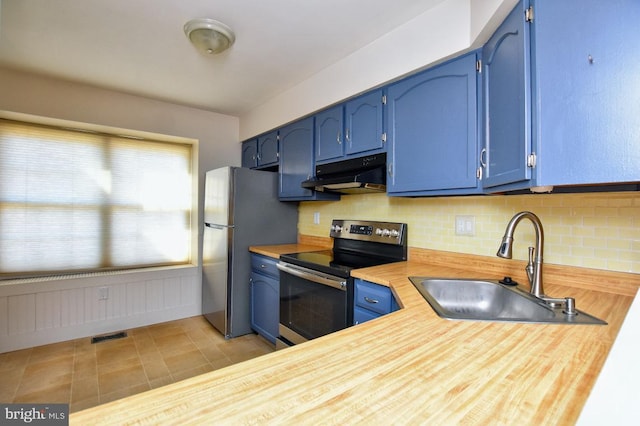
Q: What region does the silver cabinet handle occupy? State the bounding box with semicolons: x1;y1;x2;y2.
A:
480;148;487;168
364;296;379;304
337;131;342;145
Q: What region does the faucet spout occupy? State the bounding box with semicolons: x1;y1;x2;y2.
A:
496;211;545;298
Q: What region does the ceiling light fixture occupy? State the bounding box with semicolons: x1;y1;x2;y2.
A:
184;18;235;55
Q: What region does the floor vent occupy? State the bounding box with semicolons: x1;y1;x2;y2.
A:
91;331;127;344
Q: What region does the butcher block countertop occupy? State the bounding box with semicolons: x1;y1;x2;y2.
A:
71;244;639;425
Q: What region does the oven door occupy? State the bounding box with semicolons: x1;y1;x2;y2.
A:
276;261;351;348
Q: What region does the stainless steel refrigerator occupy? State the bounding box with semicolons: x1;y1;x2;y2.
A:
202;166;298;338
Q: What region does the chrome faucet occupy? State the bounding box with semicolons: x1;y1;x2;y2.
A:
497;211;545;298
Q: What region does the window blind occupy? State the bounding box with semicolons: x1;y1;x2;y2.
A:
0;118;193;279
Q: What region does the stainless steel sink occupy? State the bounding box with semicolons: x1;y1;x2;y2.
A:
409;277;607;325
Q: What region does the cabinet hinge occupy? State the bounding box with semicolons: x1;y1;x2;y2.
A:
527;152;537;168
525;6;534;23
381;132;387;143
476;59;482;73
381;95;387;105
476;167;483;180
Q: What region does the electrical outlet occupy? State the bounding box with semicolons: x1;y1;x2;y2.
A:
98;286;109;300
455;215;475;236
313;212;320;225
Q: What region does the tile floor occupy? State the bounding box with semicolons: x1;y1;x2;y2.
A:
0;316;275;413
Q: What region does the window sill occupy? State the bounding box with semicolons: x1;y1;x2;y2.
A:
0;264;199;293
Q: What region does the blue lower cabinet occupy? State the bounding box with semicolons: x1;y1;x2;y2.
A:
250;254;279;343
353;279;398;324
354;306;381;324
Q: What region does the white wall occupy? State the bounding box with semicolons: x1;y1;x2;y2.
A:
239;0;518;140
0;67;240;169
469;0;519;46
0;67;239;352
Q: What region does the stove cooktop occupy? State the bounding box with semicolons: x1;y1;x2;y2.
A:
279;220;408;278
279;249;401;278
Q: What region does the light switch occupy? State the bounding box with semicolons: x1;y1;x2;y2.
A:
313;212;320;225
455;215;475;236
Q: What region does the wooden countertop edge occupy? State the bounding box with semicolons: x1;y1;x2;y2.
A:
250;242;639;298
248;243;327;258
69;243;638;425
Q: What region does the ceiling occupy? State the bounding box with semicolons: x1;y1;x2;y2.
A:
0;0;447;117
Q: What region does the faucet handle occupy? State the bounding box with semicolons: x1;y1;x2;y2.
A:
525;247;535;283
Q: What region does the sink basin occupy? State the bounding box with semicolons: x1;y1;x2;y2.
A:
409;277;607;325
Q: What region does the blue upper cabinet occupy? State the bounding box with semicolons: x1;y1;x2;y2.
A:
279;117;339;201
279;118;314;199
314;90;386;166
315;105;344;162
530;0;640;187
344;90;385;157
257;130;279;168
241;139;258;168
241;130;279;170
386;51;481;196
481;0;532;190
483;0;640;192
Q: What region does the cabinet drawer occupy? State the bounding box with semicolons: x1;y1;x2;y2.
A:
354;306;381;324
250;254;279;278
354;279;392;315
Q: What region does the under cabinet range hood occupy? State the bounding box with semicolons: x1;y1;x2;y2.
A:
301;153;387;194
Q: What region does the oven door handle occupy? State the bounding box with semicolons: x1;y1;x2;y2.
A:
277;262;347;291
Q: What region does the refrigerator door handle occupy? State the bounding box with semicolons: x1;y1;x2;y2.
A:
205;223;234;229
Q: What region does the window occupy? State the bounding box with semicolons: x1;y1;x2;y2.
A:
0;118;193;279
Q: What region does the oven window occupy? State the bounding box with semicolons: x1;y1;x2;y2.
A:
279;270;349;340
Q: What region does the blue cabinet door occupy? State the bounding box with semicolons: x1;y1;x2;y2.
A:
353;279;398;325
257;130;279;168
279;117;339;201
345;90;385;156
532;0;640;186
386;51;481;195
315;105;344;163
278;117;315;199
481;0;532;189
241;139;258;168
353;306;381;325
250;272;279;344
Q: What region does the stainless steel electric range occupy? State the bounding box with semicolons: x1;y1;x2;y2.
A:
276;219;407;349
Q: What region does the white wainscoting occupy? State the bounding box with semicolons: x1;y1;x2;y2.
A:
0;266;201;353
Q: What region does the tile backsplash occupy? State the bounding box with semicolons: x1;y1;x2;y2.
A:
298;192;640;274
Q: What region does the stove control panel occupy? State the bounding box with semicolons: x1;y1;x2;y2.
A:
350;224;373;235
330;220;406;245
